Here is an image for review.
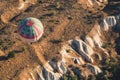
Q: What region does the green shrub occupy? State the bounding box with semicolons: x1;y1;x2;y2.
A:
66;49;71;53
88;75;96;80
43;35;47;38
60;74;78;80
21;47;26;52
105;58;110;65
7;52;15;58
71;75;77;80
60;36;65;42
62;74;68;80
103;42;111;49
110;57;118;63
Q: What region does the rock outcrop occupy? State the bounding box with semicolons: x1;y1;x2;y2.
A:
77;0;108;13
19;61;67;80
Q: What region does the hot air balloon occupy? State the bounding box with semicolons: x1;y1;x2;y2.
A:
17;17;44;43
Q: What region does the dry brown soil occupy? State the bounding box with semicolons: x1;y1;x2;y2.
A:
0;0;115;80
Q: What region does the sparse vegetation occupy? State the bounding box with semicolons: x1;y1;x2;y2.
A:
86;57;120;80
60;74;78;80
0;39;15;51
95;57;120;80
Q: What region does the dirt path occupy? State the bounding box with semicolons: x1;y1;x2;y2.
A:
37;18;69;60
31;44;47;65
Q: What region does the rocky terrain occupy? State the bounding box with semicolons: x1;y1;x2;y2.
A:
0;0;120;80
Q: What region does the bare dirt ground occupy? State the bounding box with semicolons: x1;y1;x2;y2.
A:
0;0;119;80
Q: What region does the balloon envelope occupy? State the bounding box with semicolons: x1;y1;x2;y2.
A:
18;17;44;42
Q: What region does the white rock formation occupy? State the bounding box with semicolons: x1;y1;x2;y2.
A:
18;0;37;10
60;44;85;65
87;64;102;75
68;38;94;63
77;0;108;13
99;16;117;31
19;62;66;80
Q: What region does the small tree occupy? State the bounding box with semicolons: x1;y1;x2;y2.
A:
61;74;68;80
21;46;26;52
7;52;15;58
103;75;109;80
66;49;71;53
88;75;96;80
105;58;110;65
71;75;78;80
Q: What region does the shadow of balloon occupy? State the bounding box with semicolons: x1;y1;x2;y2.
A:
11;50;23;54
0;50;23;61
0;56;8;61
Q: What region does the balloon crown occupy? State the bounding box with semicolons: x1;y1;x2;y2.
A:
26;20;34;26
